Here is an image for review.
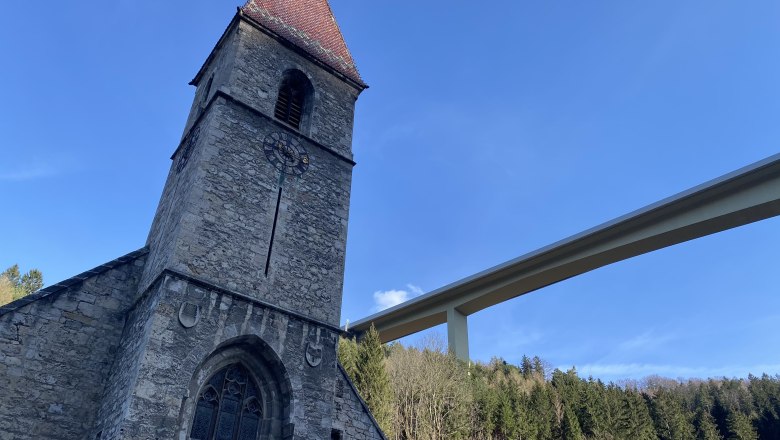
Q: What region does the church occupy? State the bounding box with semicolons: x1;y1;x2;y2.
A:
0;1;384;439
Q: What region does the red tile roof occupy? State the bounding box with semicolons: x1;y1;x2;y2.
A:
242;0;364;86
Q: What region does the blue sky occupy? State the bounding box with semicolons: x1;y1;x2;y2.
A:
1;1;779;382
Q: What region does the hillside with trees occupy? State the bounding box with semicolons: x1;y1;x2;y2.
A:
341;326;780;440
0;265;43;306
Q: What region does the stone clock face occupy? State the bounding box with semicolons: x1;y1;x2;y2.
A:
262;132;310;176
176;126;201;174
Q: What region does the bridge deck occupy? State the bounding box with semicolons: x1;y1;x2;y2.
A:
349;153;780;360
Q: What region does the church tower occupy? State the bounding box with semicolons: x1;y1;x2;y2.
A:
0;1;382;439
92;1;382;438
142;0;365;326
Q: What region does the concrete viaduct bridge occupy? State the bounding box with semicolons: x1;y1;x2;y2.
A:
349;153;780;361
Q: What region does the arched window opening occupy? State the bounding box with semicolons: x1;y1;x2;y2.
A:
182;337;292;440
190;363;263;440
274;71;312;130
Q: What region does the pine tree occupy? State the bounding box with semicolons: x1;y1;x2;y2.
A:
529;382;556;440
521;354;534;379
496;384;518;439
533;356;547;379
515;391;535;440
469;370;498;439
695;407;724;440
652;389;695;440
337;336;359;381
618;390;659;440
1;265;21;287
725;412;757;440
579;378;608;438
561;405;585;440
355;324;394;437
747;374;780;439
694;387;725;440
20;269;43;294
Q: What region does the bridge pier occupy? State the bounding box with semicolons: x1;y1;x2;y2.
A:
447;307;469;362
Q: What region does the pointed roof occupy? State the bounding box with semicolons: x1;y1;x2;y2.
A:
241;0;365;87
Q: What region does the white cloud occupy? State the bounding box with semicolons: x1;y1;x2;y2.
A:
572;362;780;382
371;284;424;312
406;284;424;296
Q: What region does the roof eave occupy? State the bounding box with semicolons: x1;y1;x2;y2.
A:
237;9;368;91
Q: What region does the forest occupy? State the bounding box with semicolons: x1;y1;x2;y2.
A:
339;326;780;440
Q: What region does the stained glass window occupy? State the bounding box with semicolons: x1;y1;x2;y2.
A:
190;363;263;440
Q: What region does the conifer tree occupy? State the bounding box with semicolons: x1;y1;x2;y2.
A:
695;408;725;440
694;388;725;440
725;412;757;440
0;264;44;305
747;373;780;439
578;378;608;438
337;336;359;381
528;382;558;440
469;369;498;439
496;384;518;439
652;389;695;440
515;391;535;440
1;265;21;287
532;356;547;379
20;269;43;295
355;324;394;437
618;391;659;440
561;405;585;440
521;354;534;379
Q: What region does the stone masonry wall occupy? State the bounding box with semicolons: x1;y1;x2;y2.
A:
113;273;377;440
230;19;361;158
157;97;352;325
142;107;217;292
0;253;146;440
94;279;163;440
182;22;240;139
334;367;386;440
144;15;359;327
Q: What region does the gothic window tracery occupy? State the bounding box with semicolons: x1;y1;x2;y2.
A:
190;363;263;440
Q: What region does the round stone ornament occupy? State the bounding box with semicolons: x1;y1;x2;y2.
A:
178;302;201;328
305;341;323;367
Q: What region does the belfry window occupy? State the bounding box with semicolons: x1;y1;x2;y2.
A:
274;70;312;130
190;363;263;440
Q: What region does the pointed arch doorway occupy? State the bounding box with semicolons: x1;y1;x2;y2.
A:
181;337;293;440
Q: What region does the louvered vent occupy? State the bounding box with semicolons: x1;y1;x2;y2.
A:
274;81;305;129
